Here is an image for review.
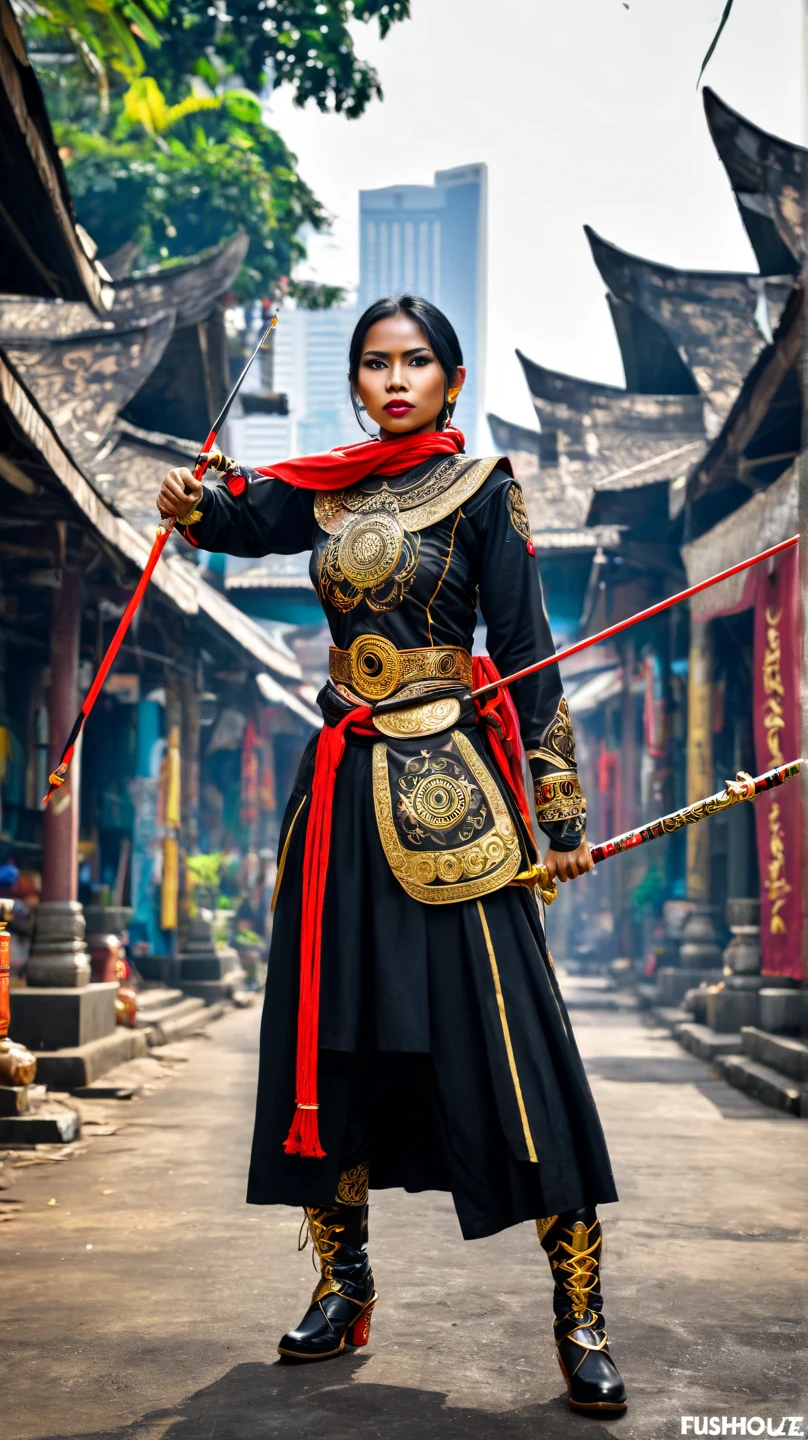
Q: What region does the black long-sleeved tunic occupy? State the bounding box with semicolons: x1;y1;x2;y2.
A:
178;451;615;1239
181;453;585;852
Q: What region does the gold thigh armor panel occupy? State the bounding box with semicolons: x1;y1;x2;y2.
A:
372;730;523;904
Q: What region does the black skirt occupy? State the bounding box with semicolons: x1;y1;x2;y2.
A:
246;727;618;1240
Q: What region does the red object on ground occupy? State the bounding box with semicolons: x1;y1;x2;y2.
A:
115;987;138;1028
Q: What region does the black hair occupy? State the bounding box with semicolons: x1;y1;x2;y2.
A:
348;294;463;433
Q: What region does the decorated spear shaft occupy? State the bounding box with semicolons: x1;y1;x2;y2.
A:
43;316;277;804
590;759;801;862
470;533;799;701
537;760;802;904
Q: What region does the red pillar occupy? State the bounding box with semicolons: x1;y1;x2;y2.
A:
42;570;81;904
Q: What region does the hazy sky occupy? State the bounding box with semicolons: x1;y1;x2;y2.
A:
268;0;803;432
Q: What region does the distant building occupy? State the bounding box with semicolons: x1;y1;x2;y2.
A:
229;301;359;469
359;163;488;454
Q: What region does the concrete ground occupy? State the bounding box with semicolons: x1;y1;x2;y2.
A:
3;974;807;1440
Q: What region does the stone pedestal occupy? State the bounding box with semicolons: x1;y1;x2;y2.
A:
679;905;723;970
659;900;692;970
657;966;724;1008
8;981;146;1088
723;897;760;976
83;906;133;945
10;981;118;1050
759;987;804;1035
179;917;245;1001
27;901;90;988
9;981;146;1088
706;986;759;1033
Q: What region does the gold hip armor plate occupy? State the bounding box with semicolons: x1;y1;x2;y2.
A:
372;696;462;739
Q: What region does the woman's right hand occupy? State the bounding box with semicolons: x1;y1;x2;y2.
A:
156;467;204;520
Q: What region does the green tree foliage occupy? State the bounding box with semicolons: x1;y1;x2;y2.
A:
20;0;410;295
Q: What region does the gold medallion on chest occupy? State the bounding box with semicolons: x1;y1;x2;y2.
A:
335;510;404;588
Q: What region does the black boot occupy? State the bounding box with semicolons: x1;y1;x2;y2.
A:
538;1209;627;1414
278;1176;378;1362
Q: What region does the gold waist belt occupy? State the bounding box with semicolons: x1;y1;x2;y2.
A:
329;635;473;702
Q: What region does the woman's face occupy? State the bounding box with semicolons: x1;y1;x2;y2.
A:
354;312;465;440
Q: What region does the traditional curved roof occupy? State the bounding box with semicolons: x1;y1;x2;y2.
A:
0;0;109;311
487;414;541;456
585;227;789;422
606;293;699;398
703;88;806;274
0;233;248;340
2;314;175;467
517;350;704;441
683;281;802;537
515;350;705;531
516;351;626;409
113;232;249;328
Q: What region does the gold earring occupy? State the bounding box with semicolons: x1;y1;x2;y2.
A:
447;386;461;404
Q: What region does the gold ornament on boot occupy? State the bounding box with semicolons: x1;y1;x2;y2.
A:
278;1196;378;1361
539;1212;627;1414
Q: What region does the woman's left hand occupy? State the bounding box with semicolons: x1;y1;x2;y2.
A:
543;839;594;883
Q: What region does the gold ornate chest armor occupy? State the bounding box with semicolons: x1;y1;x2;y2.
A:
314;455;502;614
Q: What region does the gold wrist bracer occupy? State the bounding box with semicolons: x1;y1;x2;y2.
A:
533;769;586;823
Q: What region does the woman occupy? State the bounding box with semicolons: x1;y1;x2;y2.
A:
156;295;626;1414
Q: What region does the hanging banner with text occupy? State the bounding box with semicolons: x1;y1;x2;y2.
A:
753;548;803;979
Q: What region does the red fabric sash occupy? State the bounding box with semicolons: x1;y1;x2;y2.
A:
471;656;534;835
283;657;533;1160
283;704;372;1159
257;426;468;492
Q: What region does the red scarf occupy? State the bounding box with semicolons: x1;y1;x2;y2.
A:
257;426;466;491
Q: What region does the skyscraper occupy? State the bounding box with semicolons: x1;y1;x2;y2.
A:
359;163;488;454
228;300;359;469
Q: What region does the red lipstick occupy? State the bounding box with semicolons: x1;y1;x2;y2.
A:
383;400;414;416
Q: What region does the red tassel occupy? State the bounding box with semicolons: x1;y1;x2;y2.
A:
284;704;372;1159
283;1106;326;1160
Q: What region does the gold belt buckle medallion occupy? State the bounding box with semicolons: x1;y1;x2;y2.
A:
347;635;402;700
